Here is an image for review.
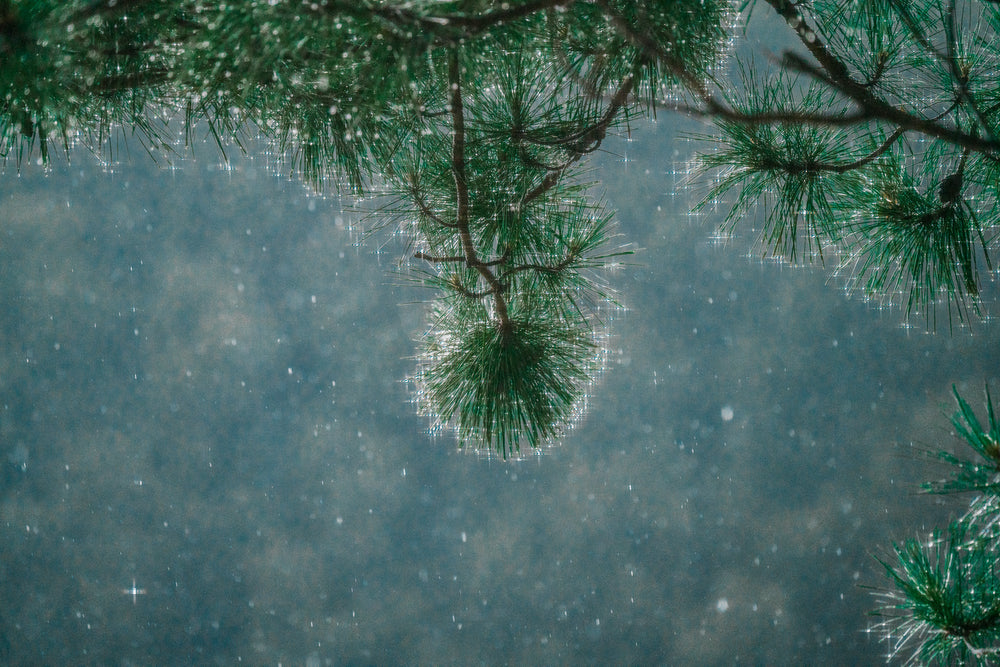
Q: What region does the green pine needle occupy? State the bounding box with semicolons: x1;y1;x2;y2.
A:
850;163;986;324
872;523;1000;666
695;74;867;263
924;385;1000;495
413;303;599;459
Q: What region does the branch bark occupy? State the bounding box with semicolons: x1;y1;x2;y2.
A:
447;50;512;332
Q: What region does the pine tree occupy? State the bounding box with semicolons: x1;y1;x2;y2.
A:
2;1;999;660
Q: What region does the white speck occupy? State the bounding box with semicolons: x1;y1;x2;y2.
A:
8;443;29;471
721;405;734;421
716;598;729;613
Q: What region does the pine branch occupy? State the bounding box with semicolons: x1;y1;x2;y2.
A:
873;523;1000;665
446;49;512;333
940;0;997;144
322;0;576;42
873;386;1000;664
522;72;635;206
414;252;466;264
924;385;1000;496
765;0;999;155
409;182;458;229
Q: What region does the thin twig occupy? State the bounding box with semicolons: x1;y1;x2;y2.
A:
415;252;465;263
522;72;635;205
500;253;577;281
410;186;458;228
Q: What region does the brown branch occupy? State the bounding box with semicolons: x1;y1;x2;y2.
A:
942;0;996;144
415;250;509;268
447;50;512;332
410;186;458;228
777;52;998;154
500;253;577;282
415;252;465;263
424;0;577;31
787;126;905;175
597;0;999;156
765;0;999;155
831;127;906;172
448;276;498;300
675;101;872;127
522;71;635;205
327;0;577;41
765;0;851;82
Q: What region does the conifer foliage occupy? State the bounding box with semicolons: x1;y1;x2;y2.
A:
873;386;1000;665
0;0;732;455
2;2;1000;658
694;0;1000;326
3;0;995;453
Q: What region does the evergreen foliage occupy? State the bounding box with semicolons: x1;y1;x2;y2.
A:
2;1;1000;659
2;0;731;456
925;386;1000;496
873;387;1000;665
691;0;1000;326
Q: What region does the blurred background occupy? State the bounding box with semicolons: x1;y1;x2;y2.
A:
1;108;998;664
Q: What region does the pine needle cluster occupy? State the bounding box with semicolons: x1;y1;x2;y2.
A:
391;47;635;457
1;0;730;455
7;0;1000;656
872;386;1000;665
692;0;1000;326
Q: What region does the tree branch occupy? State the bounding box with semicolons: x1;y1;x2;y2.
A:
602;0;999;157
764;0;999;155
942;0;996;144
522;71;635;205
409;183;458;228
415;252;465;263
447;50;512;331
326;0;577;41
500;253;577;281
